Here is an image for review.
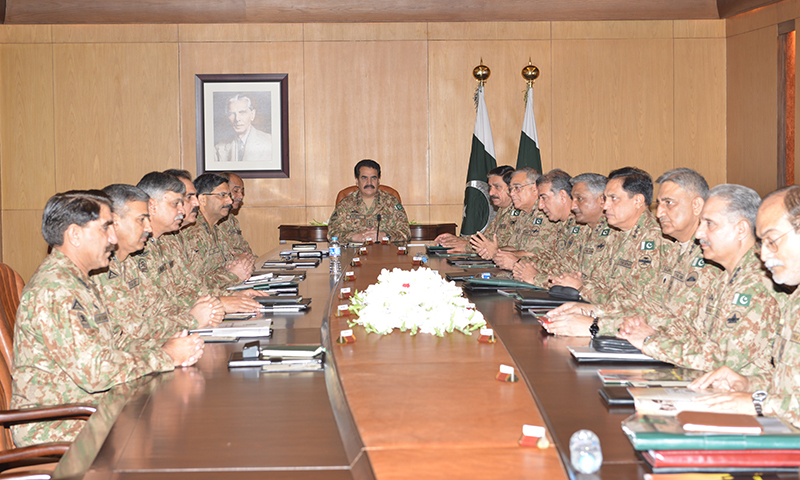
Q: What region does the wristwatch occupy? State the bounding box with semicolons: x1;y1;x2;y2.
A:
752;390;768;417
589;317;599;338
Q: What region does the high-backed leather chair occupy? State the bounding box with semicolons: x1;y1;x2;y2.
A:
0;265;23;334
335;185;401;205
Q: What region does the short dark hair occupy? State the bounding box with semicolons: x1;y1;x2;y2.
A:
354;159;381;179
102;184;150;214
536;169;572;198
137;172;185;200
194;173;229;195
608;166;653;206
488;165;515;182
42;190;112;247
163;169;193;182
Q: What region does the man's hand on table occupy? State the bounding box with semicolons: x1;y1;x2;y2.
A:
434;233;468;253
492;250;519;270
616;316;656;350
512;260;539;283
549;271;584;290
541;313;594;337
190;295;224;328
220;295;262;314
163;330;205;367
351;229;378;243
470;233;498;260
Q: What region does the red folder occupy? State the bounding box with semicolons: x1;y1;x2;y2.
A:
644;449;800;467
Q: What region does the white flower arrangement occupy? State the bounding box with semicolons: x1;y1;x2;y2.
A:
348;267;486;336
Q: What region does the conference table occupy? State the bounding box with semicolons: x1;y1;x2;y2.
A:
53;243;651;480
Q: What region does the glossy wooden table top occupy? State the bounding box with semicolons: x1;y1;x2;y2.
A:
328;245;566;479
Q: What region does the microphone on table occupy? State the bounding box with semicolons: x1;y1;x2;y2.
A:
376;214;382;241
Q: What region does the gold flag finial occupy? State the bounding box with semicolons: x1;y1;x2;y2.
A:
522;59;539;87
473;59;491;86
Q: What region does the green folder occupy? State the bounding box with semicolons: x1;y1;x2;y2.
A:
621;414;800;450
463;277;545;290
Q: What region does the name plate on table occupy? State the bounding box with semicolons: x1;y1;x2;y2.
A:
336;304;351;317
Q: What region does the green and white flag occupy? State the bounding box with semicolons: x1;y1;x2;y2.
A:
461;84;497;235
516;85;542;172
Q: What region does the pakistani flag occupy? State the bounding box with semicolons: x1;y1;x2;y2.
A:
516;85;542;172
461;84;497;235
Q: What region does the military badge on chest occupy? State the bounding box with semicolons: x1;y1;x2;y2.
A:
138;259;148;273
726;311;743;328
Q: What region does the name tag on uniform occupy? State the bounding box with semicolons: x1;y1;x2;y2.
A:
691;257;705;267
127;278;140;289
732;293;751;307
640;240;655;250
791;331;800;345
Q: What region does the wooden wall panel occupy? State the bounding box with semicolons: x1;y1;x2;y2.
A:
0;25;51;43
0;44;56;209
427;22;550;40
179;41;306;208
303;40;429;207
51;24;177;43
52;43;180;191
727;3;781;37
428;40;552;205
178;24;303;42
673;19;726;38
2;209;47;282
303;22;427;41
674;38;727;187
235;206;305;256
551;38;674;178
726;26;778;196
552;20;673;39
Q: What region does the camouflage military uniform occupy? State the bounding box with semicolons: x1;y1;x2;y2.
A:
11;250;173;446
465;205;517;252
597;237;723;335
579;211;666;307
94;253;192;343
217;213;253;256
641;246;780;376
749;288;800;427
504;207;556;255
180;213;241;290
327;190;410;242
524;215;586;286
560;217;613;276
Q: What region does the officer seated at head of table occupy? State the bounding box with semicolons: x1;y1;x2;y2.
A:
12;190;204;447
327;159;410;244
433;165;516;254
613;184;780;375
688;185;800;427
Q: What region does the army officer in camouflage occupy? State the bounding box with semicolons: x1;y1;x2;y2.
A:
689;186;800;426
12;191;204;446
327;159;410;243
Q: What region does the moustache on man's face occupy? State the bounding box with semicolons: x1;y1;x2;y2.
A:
191;207;200;215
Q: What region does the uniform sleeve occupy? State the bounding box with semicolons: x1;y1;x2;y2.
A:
221;215;253;256
383;201;410;242
327;202;356;242
642;283;779;376
37;295;173;394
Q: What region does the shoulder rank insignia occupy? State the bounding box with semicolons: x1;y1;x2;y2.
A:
732;293;751;307
71;299;85;311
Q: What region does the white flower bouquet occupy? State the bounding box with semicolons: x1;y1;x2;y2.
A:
348;267;486;336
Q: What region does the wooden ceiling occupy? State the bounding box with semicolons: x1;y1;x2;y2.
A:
0;0;785;24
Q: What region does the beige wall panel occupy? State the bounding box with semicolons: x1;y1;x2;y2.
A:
179;42;306;207
427;22;550;41
552;20;672;40
673;20;726;38
52;24;178;43
0;25;51;44
404;205;430;225
776;0;800;23
551;38;673;178
429;40;552;206
3;209;47;282
674;38;727;187
178;24;303;43
235;206;305;256
306;205;334;224
726;27;778;197
304;40;428;206
303;23;427;41
726;4;780;37
53;43;180;191
1;44;56;209
430;204;463;230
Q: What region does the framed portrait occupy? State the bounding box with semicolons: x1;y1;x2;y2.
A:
195;73;289;178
